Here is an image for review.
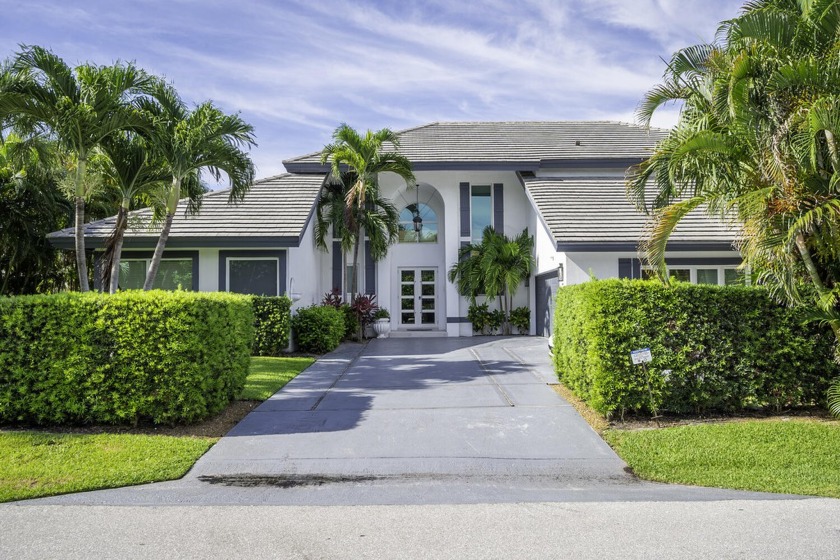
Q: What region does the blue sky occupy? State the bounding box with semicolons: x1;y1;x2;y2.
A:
1;0;744;181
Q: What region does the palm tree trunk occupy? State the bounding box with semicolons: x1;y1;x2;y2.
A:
144;212;174;290
144;177;181;291
351;228;361;297
108;203;129;294
74;155;89;292
795;232;840;341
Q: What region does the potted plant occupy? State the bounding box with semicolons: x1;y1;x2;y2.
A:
372;308;391;338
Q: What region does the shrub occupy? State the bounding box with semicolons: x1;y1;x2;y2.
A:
0;291;253;425
487;308;505;334
252;296;292;356
467;302;490;334
340;304;359;340
552;280;838;417
510;306;530;335
351;294;379;336
292;305;344;354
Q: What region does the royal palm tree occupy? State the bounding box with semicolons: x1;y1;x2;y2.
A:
96;132;168;293
140;84;255;290
0;46;153;291
449;226;534;335
319;124;415;296
628;0;840;414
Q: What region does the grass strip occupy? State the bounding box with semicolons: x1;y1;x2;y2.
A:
0;432;215;503
604;419;840;498
239;356;315;401
550;383;609;434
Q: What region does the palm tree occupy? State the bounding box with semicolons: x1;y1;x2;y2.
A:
449;226;534;335
627;0;840;414
319;124;415;296
314;171;400;288
0;46;153;291
96;132;168;293
140;84;256;290
0;132;72;294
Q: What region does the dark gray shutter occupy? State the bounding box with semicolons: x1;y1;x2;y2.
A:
93;253;104;292
618;258;642;279
364;239;375;294
493;183;504;233
618;258;632;279
459;182;470;237
632;259;642;280
332;240;342;292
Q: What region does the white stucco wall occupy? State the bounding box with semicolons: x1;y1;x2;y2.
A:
287;217;320;311
374;170;537;336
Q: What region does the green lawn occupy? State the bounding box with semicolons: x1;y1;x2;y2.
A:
1;356;316;503
239;356;314;400
0;432;214;503
605;419;840;498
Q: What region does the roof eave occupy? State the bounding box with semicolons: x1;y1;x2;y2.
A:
557;241;736;252
49;235;305;250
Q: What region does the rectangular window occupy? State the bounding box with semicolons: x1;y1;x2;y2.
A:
228;258;279;296
696;269;719;285
669;269;691;283
471;185;492;242
118;258;193;291
640;265;748;286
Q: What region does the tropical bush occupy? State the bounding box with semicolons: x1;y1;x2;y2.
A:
291;305;345;354
552;280;837;417
509;306;530;335
0;291;253;425
449;226;534;335
252;295;292;356
467;302;491;334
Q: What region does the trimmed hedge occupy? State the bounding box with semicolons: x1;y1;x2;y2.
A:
292;305;344;354
252;296;292;356
0;291;254;425
552;280;838;417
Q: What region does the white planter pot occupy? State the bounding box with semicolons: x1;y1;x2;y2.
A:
373;318;391;339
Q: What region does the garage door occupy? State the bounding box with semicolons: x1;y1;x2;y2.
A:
535;271;559;338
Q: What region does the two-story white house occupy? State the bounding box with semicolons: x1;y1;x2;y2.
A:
49;121;739;337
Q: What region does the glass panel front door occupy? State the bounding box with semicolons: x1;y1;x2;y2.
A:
399;268;436;328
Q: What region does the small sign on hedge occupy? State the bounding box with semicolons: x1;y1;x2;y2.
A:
630;348;652;365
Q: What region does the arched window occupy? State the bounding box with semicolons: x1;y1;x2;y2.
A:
398;203;438;243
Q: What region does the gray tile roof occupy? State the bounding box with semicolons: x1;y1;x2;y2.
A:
521;175;738;250
48;173;326;249
284;121;669;172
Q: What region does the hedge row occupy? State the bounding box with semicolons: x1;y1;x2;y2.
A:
0;291;254;425
252;296;292;356
552;280;838;417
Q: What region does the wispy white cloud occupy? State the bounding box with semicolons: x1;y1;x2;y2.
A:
0;0;743;180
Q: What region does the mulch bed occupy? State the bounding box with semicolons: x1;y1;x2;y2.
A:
0;400;261;438
550;383;835;433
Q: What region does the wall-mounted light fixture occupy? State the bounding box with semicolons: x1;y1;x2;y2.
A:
557;263;565;283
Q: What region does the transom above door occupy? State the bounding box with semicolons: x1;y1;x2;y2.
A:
399;268;437;328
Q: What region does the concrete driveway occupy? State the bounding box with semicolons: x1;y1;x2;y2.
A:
190;336;626;482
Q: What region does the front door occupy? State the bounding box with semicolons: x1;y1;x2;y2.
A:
399;268;437;329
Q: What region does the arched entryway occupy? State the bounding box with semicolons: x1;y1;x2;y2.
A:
387;182;446;333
